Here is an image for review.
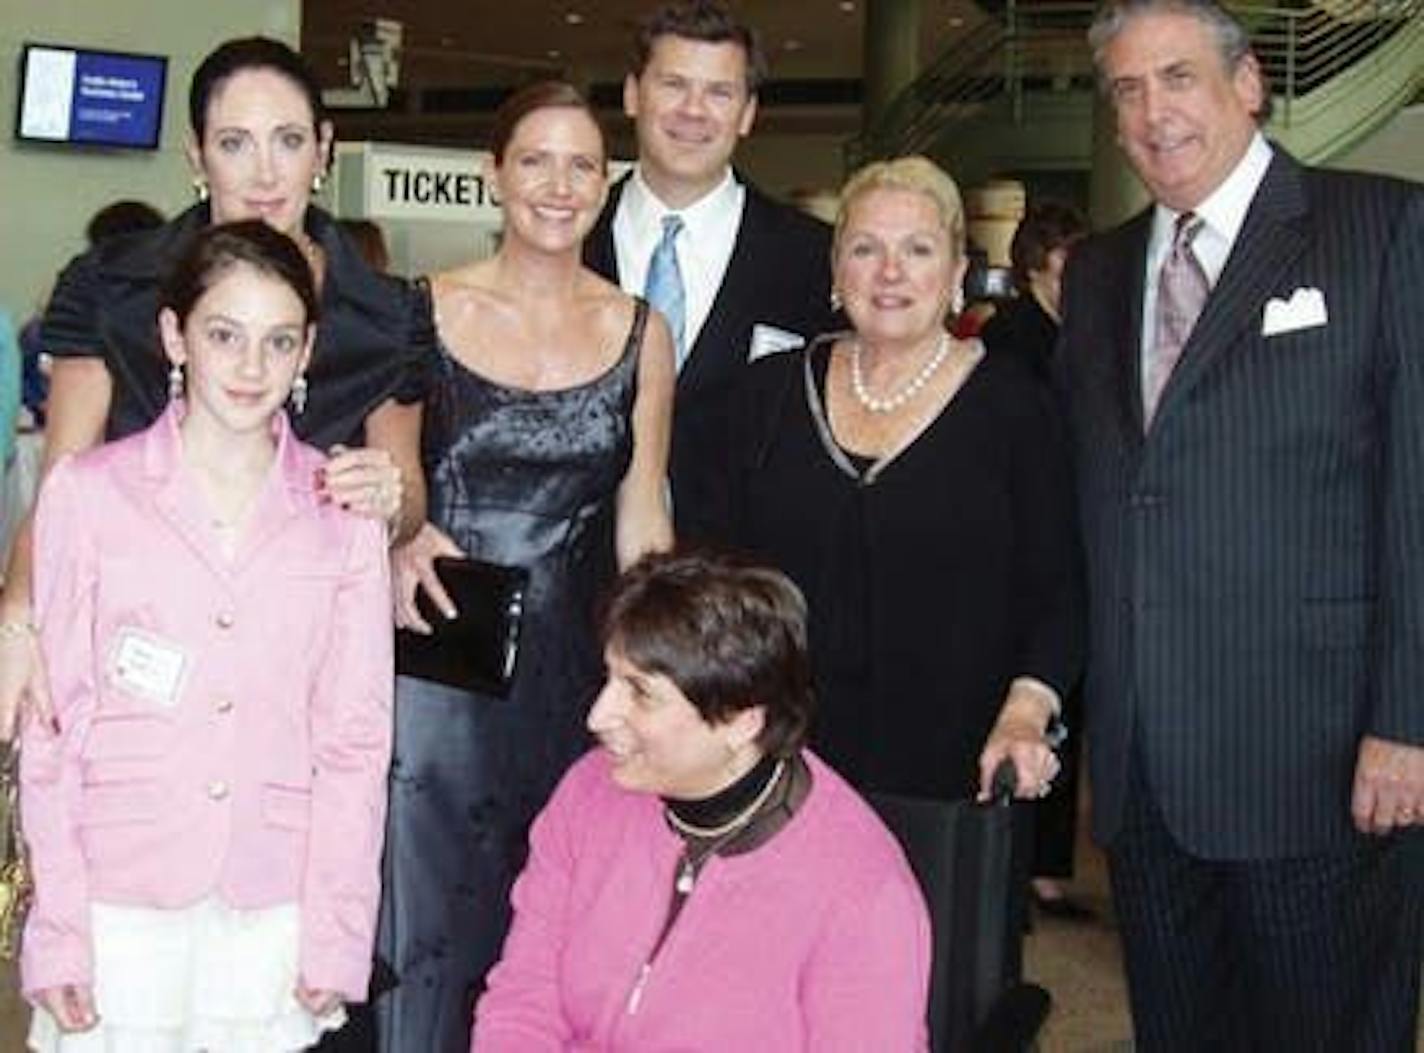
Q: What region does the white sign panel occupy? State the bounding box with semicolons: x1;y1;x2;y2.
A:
361;145;500;222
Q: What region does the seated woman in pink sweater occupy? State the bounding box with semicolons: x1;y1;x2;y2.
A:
472;550;930;1051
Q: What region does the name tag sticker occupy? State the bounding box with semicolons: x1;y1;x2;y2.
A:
110;629;188;708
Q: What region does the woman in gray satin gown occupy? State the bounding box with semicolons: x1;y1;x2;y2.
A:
374;82;674;1053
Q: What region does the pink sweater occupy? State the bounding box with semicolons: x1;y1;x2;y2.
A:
473;749;930;1052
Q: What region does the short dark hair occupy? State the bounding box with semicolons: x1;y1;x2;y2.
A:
1010;200;1088;288
488;80;604;166
601;550;814;757
1088;0;1272;122
632;0;768;93
85;200;164;246
160;220;319;330
189;37;327;142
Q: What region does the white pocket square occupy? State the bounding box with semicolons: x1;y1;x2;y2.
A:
748;323;806;362
1261;287;1328;337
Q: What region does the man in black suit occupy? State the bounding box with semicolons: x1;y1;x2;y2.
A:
1060;1;1423;1047
585;0;835;541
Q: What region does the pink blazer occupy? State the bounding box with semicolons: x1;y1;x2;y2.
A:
20;405;393;1001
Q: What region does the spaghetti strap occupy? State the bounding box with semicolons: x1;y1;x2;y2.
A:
627;297;651;364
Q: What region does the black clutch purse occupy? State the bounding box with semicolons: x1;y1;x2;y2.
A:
395;557;529;696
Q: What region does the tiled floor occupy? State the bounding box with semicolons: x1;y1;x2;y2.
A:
1024;839;1134;1052
1;957;23;1053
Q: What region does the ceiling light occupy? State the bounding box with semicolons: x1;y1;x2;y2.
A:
565;11;584;25
784;38;804;51
547;49;562;59
948;16;964;26
839;1;856;11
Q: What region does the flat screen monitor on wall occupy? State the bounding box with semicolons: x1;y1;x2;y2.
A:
15;43;167;150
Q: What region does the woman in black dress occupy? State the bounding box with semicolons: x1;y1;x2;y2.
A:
723;156;1081;804
379;83;674;1052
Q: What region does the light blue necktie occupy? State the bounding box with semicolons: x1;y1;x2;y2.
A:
644;215;687;370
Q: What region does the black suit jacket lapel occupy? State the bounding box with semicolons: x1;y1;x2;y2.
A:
584;173;626;283
1116;213;1152;441
677;178;765;395
1152;149;1310;428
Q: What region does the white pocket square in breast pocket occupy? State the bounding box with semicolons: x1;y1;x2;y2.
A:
748;323;806;362
1261;287;1328;337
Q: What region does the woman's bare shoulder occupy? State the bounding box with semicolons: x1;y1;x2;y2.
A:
577;268;640;333
430;260;501;301
429;261;513;328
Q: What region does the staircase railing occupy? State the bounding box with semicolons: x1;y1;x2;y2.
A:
1250;0;1420;126
849;0;1422;167
854;16;1009;168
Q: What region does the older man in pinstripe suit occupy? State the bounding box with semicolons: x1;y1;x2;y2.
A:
1060;0;1423;1048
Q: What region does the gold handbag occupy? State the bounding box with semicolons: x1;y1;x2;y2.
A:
0;742;31;960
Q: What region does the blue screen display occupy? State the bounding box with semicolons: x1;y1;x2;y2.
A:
17;45;167;150
70;51;166;147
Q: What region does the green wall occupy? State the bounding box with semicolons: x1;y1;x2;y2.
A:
1333;103;1424;182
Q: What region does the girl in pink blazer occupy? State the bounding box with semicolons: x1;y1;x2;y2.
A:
20;221;394;1051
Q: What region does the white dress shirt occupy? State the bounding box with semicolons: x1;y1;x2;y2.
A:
1139;132;1273;378
613;166;746;362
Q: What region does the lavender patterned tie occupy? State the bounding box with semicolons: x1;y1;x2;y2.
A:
1144;212;1209;426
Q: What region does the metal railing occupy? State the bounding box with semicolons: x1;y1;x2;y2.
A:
1249;0;1421;124
850;0;1422;165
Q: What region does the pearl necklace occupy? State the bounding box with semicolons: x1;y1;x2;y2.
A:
850;332;952;414
666;758;786;894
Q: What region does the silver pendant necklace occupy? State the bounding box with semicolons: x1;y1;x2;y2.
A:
667;758;786;894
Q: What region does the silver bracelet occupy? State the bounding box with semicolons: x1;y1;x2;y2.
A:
0;620;36;642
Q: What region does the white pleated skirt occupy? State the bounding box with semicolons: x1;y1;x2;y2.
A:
27;897;347;1052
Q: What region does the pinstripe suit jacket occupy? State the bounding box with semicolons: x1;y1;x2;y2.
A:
1060;148;1424;859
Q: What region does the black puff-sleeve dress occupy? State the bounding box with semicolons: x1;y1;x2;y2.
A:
725;337;1082;801
41;203;433;447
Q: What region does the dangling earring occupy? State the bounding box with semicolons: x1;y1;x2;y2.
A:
830;289;843;312
192;177;209;203
952;288;965;315
290;375;308;415
168;363;184;401
311;171;325;195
